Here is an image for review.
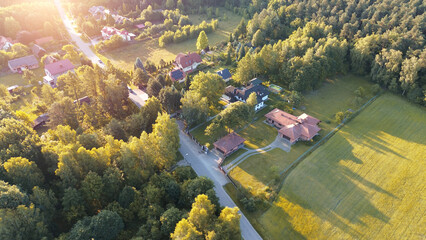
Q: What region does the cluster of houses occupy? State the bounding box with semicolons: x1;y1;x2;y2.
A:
88;6;136;42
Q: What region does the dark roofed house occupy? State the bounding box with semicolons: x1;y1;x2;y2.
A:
31;44;46;58
169;69;185;82
43;59;75;88
265;108;321;144
213;132;245;157
32;114;49;130
35;36;54;46
216;69;232;82
8;55;39;73
225;79;270;111
175;52;202;73
249;78;262;86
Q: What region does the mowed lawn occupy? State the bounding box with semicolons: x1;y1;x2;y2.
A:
0;68;45;87
294;74;374;134
100;9;240;70
259;94;426;239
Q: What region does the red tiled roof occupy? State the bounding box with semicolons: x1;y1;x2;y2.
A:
213;132;245;154
45;59;75;75
175;52;202;68
35;36;54;45
265;108;300;126
266;108;321;143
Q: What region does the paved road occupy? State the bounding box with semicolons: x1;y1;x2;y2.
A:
54;0;103;66
129;88;149;108
179;129;262;240
55;0;148;106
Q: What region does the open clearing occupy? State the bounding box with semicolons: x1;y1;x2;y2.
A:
100;9;240;70
259;94;426;239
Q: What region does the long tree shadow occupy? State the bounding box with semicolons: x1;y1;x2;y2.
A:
275;133;391;239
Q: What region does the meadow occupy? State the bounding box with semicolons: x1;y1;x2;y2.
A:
0;68;45;87
99;9;241;70
259;94;426;239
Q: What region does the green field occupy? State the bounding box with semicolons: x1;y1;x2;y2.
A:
0;68;45;87
100;9;240;70
259;94;426;239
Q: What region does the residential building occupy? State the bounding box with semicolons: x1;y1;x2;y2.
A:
213;132;245;157
8;55;39;73
175;52;202;73
265;108;321;144
89;6;107;20
0;36;13;50
31;44;46;58
112;14;128;24
101;26;135;41
216;69;232;82
43;59;75;88
225;79;270;111
169;69;185;82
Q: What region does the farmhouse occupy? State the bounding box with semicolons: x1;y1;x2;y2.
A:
265;108;321;144
0;36;13;50
169;69;185;82
8;55;39;73
213;132;245;157
225;79;269;111
43;59;75;88
175;52;202;73
101;26;135;41
216;69;232;82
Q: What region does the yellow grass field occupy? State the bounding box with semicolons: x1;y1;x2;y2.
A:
259;94;426;239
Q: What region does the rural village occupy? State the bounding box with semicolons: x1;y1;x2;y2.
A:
0;0;425;239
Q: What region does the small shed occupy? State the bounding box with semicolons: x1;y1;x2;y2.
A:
213;132;245;157
32;114;49;129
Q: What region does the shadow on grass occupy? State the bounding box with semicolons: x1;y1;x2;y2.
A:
276;133;391;239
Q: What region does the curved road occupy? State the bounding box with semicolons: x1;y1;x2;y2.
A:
54;0;148;107
179;128;262;240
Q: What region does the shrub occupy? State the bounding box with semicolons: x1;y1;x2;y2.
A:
335;111;344;123
240;197;256;212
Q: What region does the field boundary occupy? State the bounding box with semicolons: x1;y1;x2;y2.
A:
271;93;381;187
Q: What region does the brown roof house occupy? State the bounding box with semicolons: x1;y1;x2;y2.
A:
8;55;39;73
213;132;245;157
265;108;321;144
175;52;202;73
43;59;75;88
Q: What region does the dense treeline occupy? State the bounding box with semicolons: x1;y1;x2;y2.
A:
0;2;63;39
235;0;425;105
0;63;241;239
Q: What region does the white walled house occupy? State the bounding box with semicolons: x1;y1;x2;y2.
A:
101;26;135;41
175;52;202;73
43;59;75;88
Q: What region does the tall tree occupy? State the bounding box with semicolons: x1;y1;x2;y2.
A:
190;72;225;106
3;157;44;191
171;218;202;240
181;91;209;127
196;31;209;51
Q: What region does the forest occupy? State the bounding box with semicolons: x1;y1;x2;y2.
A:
230;0;425;105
